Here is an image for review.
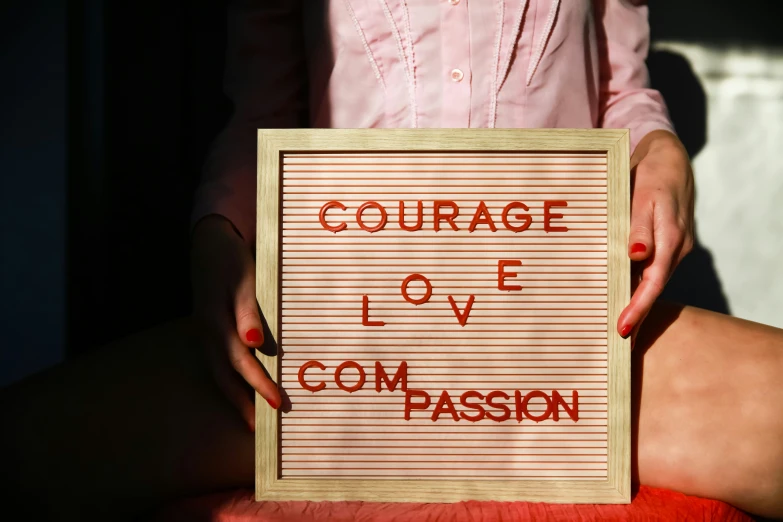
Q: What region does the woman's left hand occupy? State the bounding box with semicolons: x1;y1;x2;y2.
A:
617;130;695;344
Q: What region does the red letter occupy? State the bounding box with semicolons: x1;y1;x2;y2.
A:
334;361;366;393
448;295;475;327
502;202;532;232
485;391;511;422
521;390;554;422
399;201;423;231
362;295;385;326
514;390;524;422
375;361;408;392
468;201;497;232
356;201;387;233
551;390;579;422
459;391;486;422
434;200;459;231
319;201;347;233
544;200;568;232
498;260;522;291
401;273;432;305
431;390;460;422
404;389;431;420
298;361;326;392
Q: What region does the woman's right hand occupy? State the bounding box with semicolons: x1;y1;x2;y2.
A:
190;215;281;430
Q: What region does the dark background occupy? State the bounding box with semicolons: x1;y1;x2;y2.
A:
1;0;782;384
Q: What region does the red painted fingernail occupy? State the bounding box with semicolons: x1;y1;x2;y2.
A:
266;397;279;409
630;243;647;254
620;324;633;338
245;328;261;343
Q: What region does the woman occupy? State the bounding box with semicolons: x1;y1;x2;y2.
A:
2;1;782;520
189;0;783;516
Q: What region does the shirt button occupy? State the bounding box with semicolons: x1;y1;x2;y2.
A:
449;0;460;5
450;68;464;82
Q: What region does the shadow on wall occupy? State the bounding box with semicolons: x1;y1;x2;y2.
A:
647;50;730;315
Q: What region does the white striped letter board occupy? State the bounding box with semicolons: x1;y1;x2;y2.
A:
256;129;631;504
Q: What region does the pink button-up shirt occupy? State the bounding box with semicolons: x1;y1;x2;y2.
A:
193;0;674;245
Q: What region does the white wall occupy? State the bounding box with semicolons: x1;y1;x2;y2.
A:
655;42;783;328
0;2;67;385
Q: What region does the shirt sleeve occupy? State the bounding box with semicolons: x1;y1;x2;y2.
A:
191;0;308;247
593;0;675;154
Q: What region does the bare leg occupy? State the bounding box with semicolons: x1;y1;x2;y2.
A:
2;305;782;520
0;319;254;521
633;303;783;518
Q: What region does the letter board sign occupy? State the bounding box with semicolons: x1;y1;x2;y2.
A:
255;129;630;503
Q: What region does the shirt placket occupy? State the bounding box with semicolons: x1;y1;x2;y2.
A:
440;0;471;127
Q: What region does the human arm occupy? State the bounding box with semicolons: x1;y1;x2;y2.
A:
191;0;307;428
593;0;695;340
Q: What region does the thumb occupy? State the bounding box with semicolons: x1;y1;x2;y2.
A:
235;272;264;348
628;198;654;263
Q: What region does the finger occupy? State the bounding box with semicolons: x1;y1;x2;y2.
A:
679;229;695;261
629;307;650;351
207;345;256;431
226;331;282;410
199;317;256;429
234;271;264;349
617;240;677;338
628;265;644;349
631;260;644;295
628;195;655;263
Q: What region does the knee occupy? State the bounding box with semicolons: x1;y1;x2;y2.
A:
729;434;783;518
707;388;783;518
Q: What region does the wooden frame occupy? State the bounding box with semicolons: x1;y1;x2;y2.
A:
256;129;630;503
